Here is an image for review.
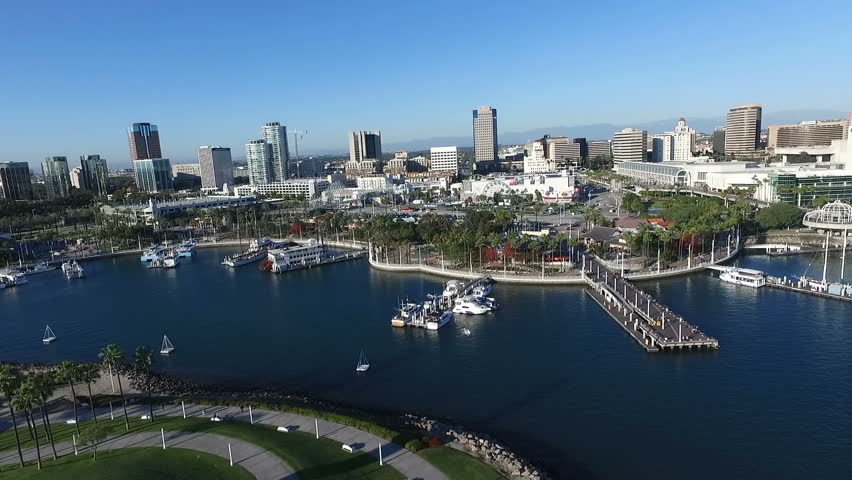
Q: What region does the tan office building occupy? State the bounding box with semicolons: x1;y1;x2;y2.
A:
724;104;762;154
768;119;849;149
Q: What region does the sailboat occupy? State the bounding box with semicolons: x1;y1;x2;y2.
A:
355;349;370;372
43;325;57;344
160;335;175;355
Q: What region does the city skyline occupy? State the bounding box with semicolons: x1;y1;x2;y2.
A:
1;1;851;166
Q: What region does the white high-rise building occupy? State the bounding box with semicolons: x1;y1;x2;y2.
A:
70;166;83;189
429;146;459;173
261;122;290;181
523;141;550;173
612;128;648;163
198;146;233;190
672;118;696;162
245;140;274;185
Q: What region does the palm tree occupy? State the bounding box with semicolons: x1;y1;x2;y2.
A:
56;362;82;436
133;346;155;423
14;379;42;469
31;372;58;460
99;344;129;430
0;364;25;467
78;364;101;424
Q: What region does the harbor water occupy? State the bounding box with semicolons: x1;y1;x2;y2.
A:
1;249;851;479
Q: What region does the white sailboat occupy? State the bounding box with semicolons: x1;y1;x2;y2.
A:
355;349;370;372
160;335;175;355
43;325;57;344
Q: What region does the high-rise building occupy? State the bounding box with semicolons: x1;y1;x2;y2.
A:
612;128;648;163
0;162;33;200
246;140;274;185
80;154;109;196
133;158;174;192
725;104;762;155
198;146;233;190
70;167;83;189
588;141;612;160
430;146;459;173
261;122;290;181
128;123;162;161
672;118;696;162
42;156;71;199
473;106;498;170
651;135;672;163
572;138;589;159
348;131;382;163
524;140;550;173
713;127;726;154
767;119;849;149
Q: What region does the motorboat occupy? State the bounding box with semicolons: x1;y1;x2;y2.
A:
25;262;57;275
140;246;165;262
471;283;493;297
443;280;463;297
427;312;453;330
391;302;420;327
718;267;765;288
163;253;180;268
61;261;85;279
452;301;490;315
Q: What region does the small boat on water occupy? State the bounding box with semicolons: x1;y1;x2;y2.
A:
140;246;166;262
176;240;197;258
356;349;370;372
25;262;57;275
452;299;491;315
160;335;175;355
43;325;57;344
61;260;85;279
471;283;493;297
462;328;472;336
163;252;180;268
718;267;766;288
427;311;453;330
0;270;28;285
443;280;463;297
391;302;420;327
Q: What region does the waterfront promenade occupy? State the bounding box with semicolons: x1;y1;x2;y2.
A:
0;402;448;480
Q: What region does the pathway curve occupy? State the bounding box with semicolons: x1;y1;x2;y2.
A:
0;430;294;480
0;401;449;480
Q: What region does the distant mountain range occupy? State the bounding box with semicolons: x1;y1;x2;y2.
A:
377;109;848;152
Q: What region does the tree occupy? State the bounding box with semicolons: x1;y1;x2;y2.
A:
754;203;804;230
99;345;130;430
15;379;42;469
0;364;25;467
133;346;156;423
56;362;82;436
622;192;645;215
80;423;110;461
78;364;101;425
31;372;58;460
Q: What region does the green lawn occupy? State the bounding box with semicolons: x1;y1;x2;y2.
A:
419;446;504;479
0;447;252;480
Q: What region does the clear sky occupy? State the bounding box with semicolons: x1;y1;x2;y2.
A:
1;0;850;167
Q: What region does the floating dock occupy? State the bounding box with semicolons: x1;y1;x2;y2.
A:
583;258;719;352
765;276;852;303
393;275;492;329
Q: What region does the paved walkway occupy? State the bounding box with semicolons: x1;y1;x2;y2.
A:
0;402;448;480
0;430;293;479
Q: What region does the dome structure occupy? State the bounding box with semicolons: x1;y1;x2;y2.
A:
803;201;852;230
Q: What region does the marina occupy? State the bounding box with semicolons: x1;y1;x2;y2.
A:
260;241;366;273
390;276;495;330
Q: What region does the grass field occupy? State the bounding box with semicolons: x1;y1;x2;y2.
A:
419;446;504;479
0;447;253;479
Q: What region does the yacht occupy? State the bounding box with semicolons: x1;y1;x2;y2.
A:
140;246;166;262
25;262;57;275
163;253;180;268
452;301;490;315
222;249;267;267
427;312;453;330
471;283;493;297
443;280;463;297
3;270;29;285
718;267;765;288
61;260;85;279
176;240;197;258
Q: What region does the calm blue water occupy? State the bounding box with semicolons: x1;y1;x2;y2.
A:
2;249;851;479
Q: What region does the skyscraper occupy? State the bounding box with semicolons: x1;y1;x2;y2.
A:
133;158;174;192
429;146;459;173
70;166;83;189
198;146;234;190
80;154;109;196
261;122;290;181
246;140;274;185
348;131;383;163
672;118;696;162
612;128;648;163
473;106;498;170
725;104;762;155
128;123;162;161
0;162;33;200
42;156;71;199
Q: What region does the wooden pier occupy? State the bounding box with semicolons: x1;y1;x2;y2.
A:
582;257;719;353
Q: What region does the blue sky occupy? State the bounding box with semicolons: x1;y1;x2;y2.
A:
1;0;850;166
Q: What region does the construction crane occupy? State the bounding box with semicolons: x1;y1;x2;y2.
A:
290;130;307;177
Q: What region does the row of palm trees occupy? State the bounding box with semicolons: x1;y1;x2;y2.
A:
0;344;156;470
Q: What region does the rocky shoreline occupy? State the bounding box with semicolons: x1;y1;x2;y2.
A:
14;361;551;479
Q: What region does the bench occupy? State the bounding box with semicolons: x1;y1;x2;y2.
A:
276;426;290;433
341;444;353;453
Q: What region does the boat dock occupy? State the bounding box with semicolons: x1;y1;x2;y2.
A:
393;275;492;330
582;257;719;352
765;276;852;303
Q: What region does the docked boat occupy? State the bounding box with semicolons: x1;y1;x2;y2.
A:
61;261;85;279
452;300;491;315
718;267;765;288
176;240;197;258
356;349;370;372
427;311;453;330
222;249;267;267
391;302;420;327
43;325;57;344
266;243;329;273
443;280;463;297
140;246;166;262
160;335;175;355
471;283;493;297
25;262;57;275
0;270;29;286
148;256;165;268
163;252;180;268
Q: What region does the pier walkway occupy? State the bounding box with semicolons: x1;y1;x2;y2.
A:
582;256;720;352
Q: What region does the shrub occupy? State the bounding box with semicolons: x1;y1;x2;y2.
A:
427;437;443;448
405;439;428;452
